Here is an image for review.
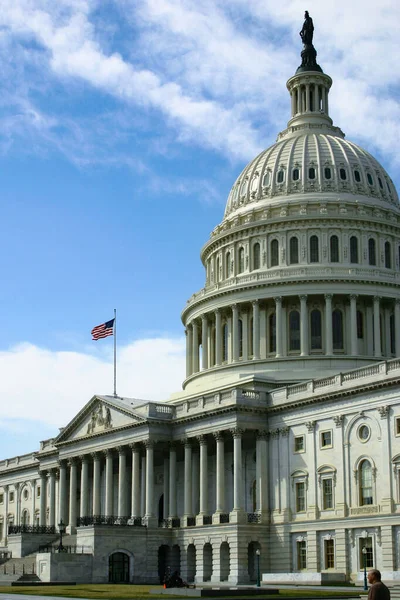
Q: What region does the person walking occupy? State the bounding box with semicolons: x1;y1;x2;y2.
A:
368;570;390;600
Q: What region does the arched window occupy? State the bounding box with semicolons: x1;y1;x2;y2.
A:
354;170;361;183
21;510;30;526
330;235;339;262
289;310;300;351
339;168;347;180
269;313;276;353
216;257;220;282
308;167;316;180
324;167;332;180
222;323;228;362
367;173;374;186
359;460;373;506
350;236;359;264
271;239;279;267
240;179;248;196
332;309;343;350
262;171;270;187
378;177;383;190
289;236;299;264
238;248;245;274
368;239;376;266
253;243;261;270
310;235;319;263
293;168;300;181
385;241;392;268
238;319;243;358
310;309;322;350
357;310;364;339
277;170;285;184
226;252;231;278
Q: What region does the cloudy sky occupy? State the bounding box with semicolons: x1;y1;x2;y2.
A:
1;0;399;460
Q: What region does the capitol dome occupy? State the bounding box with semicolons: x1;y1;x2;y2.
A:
178;25;400;398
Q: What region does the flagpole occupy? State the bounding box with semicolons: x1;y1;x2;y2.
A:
113;308;117;397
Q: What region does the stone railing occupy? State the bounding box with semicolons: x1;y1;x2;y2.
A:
8;525;56;535
76;515;143;527
247;513;262;524
174;387;266;418
271;357;400;407
219;513;230;524
38;544;92;554
159;518;181;528
350;505;380;516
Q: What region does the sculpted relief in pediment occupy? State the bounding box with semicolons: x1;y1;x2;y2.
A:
87;404;112;435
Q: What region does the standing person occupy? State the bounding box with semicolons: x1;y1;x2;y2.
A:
368;570;390;600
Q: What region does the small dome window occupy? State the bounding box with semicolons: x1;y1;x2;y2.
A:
339;168;347;181
277;170;285;184
233;185;239;199
354;170;361;183
262;171;271;187
378;177;383;189
387;180;391;193
292;168;300;181
324;167;332;180
367;173;374;186
240;179;248;195
308;167;316;180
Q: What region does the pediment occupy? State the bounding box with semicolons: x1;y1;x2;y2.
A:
56;396;146;443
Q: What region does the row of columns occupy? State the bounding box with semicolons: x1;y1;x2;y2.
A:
290;82;329;117
185;295;400;377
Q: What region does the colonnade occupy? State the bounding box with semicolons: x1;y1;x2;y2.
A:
185;295;400;377
290;80;329;116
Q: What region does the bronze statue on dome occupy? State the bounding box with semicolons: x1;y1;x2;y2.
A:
300;11;314;46
296;10;322;73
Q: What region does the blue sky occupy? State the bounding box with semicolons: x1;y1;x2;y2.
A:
1;0;400;460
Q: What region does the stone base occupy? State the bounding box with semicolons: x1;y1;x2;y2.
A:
229;510;247;524
262;572;346;584
141;516;158;528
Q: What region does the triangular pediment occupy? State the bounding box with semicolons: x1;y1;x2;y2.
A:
55;395;147;444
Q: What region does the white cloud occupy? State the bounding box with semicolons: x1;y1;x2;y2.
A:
0;337;186;434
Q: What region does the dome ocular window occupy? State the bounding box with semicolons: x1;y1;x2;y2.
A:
339;168;347;181
308;167;316;180
367;173;374;186
324;167;332;180
354;170;361;183
262;171;271;187
330;235;339;263
277;170;285;184
292;168;300;181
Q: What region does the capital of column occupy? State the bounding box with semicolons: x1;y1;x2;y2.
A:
230;427;244;438
129;442;141;452
57;459;67;468
280;426;290;437
324;294;333;301
79;455;89;465
213;431;225;442
252;299;259;307
116;446;126;456
47;469;56;478
103;449;113;458
144;439;155;449
274;296;282;305
231;303;238;312
91;451;101;461
256;429;269;440
39;470;47;479
299;295;307;302
201;314;207;324
3;484;8;492
68;458;77;467
396;299;400;306
182;437;193;448
196;435;207;445
349;294;358;301
374;295;381;303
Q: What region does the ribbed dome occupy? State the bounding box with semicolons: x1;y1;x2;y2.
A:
224;133;399;220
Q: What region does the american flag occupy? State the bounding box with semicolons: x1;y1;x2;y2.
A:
91;318;115;340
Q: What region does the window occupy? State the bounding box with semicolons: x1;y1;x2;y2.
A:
324;167;332;180
324;539;335;568
321;431;332;448
23;489;29;500
289;310;300;351
294;436;305;452
339;168;347;180
269;313;276;353
296;482;306;512
360;460;373;505
322;479;334;509
222;323;228;362
354;170;361;183
308;167;316;180
359;537;373;569
310;235;319;263
253;243;261;270
368;239;376;266
9;492;14;503
330;235;339;262
289;236;299;264
355;310;364;339
310;310;322;350
358;425;370;441
277;170;285;184
226;252;231;278
396;417;400;436
238;319;243;358
293;168;300;181
271;239;279;267
238;248;245;274
37;486;41;498
350;236;358;263
297;540;307;569
0;494;3;504
378;177;383;189
262;171;270;187
332;309;343;350
385;241;392;268
240;179;248;195
367;173;374;186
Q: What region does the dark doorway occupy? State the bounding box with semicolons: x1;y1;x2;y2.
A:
158;545;169;583
158;494;164;521
109;552;129;583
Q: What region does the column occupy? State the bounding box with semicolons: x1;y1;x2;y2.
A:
39;472;47;526
232;304;239;362
215;309;222;366
201;315;208;370
163;456;170;519
105;450;113;517
79;456;89;520
297;85;301;113
3;486;8;543
192;321;199;373
198;436;208;516
145;440;155;518
130;444;141;518
256;431;269;518
350;294;358;356
395;300;400;357
192;450;200;516
140;455;146;516
252;300;260;359
185;328;192;378
231;429;244;519
325;294;333;355
374;296;381;357
48;470;56;527
291;90;296;117
68;459;77;528
305;83;310;111
15;483;21;526
30;480;36;527
169;443;177;518
92;452;101;516
118;447;127;518
213;433;225;520
184;440;193;519
300;295;309;356
275;297;282;358
58;461;67;524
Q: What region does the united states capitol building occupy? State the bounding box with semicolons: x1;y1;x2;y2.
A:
1;16;400;586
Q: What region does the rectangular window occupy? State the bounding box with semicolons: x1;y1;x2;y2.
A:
37;486;41;498
9;492;14;503
321;430;332;448
322;479;333;510
294;436;305;452
0;493;3;504
359;538;373;569
396;418;400;436
296;482;306;512
324;539;335;569
297;540;307;570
